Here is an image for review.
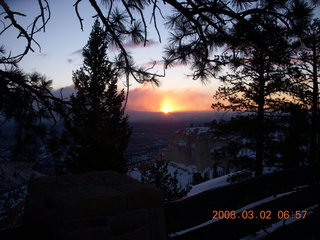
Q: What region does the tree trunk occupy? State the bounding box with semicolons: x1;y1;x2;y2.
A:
310;44;319;165
255;73;265;177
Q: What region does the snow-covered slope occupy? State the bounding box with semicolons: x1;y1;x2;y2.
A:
127;160;226;193
187;167;278;197
187;174;230;197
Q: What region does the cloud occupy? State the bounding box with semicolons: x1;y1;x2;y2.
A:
143;60;165;67
124;39;159;49
126;87;212;112
126;88;162;112
110;39;160;50
71;49;82;56
165;61;188;67
67;49;84;64
143;60;187;68
51;85;212;112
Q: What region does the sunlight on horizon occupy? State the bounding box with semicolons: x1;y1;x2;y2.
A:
126;88;214;112
160;97;177;114
161;106;171;114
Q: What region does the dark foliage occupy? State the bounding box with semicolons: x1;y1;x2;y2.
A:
210;108;310;182
0;68;64;162
275;105;310;168
210;115;259;179
164;0;315;81
0;69;55;125
291;19;320;164
141;159;190;201
191;172;209;186
65;19;131;173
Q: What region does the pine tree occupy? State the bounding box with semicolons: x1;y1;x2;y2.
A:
141;159;190;201
66;19;131;173
292;19;320;165
212;15;294;176
0;69;55;162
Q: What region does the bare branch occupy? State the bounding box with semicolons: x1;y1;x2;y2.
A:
0;22;11;35
150;0;162;42
0;0;50;64
73;0;84;31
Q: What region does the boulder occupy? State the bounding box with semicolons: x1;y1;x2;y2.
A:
25;171;166;240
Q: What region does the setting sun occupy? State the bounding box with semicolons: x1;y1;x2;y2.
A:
160;97;176;114
161;106;171;114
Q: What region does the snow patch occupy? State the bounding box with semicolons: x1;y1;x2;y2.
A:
184;127;210;136
127;168;142;181
177;140;187;147
187;174;230;197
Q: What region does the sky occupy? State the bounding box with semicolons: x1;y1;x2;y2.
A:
1;0;219;113
2;1;319;113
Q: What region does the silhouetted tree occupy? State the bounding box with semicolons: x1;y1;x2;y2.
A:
192;172;209;185
210;115;263;180
0;68;61;161
163;0;314;80
211;15;295;176
291;19;320;165
141;159;190;201
66;19;131;173
276;105;309;168
161;0;316;177
0;69;57;124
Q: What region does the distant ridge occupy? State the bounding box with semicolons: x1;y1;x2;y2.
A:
126;110;234;123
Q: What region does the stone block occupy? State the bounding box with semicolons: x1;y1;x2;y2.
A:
46;186;127;218
24;171;166;240
113;225;150;240
54;226;112;240
110;209;148;235
51;214;110;231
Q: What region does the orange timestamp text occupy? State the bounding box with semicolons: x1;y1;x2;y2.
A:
212;210;308;220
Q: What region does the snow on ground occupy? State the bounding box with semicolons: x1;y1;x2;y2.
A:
127;168;142;181
187;167;279;197
127;161;197;187
167;161;197;187
127;160;222;190
187;174;230;196
184;127;210;136
128;160;281;200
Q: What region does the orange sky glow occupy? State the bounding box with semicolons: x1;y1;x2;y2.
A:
126;87;213;112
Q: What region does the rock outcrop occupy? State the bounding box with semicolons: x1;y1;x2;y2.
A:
161;127;229;170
